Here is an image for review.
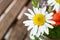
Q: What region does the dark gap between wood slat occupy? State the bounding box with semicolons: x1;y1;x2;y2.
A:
3;19;17;40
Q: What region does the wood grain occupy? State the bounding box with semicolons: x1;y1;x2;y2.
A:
0;0;28;39
8;2;32;40
8;7;28;40
0;0;13;16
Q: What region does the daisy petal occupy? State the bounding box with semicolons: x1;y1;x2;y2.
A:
45;23;54;29
46;16;53;19
39;7;46;15
45;12;53;19
25;13;33;19
23;20;33;26
30;31;34;39
30;26;38;39
46;19;56;24
41;6;46;14
44;28;49;35
45;12;49;16
32;26;38;35
47;0;55;5
46;12;53;17
54;4;60;12
28;9;34;16
33;7;40;13
36;29;40;37
38;26;45;35
27;25;33;31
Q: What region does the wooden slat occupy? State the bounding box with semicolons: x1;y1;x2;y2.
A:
0;0;13;16
0;0;28;39
8;2;32;40
8;7;28;40
0;0;17;22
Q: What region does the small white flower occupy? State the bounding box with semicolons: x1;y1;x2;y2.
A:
23;7;55;39
47;0;60;12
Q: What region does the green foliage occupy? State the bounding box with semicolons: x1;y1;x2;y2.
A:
44;25;60;39
32;0;38;8
50;5;54;10
48;5;54;13
34;35;40;40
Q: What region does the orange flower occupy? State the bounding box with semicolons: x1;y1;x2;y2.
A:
52;11;60;25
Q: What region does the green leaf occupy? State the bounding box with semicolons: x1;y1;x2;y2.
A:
32;0;38;8
44;25;60;39
34;35;40;40
50;5;54;10
48;5;54;13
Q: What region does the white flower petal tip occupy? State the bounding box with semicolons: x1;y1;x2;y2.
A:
48;13;54;16
23;21;29;26
50;20;56;24
50;13;54;15
30;35;34;40
24;13;33;19
24;13;28;15
23;21;25;24
30;30;35;39
46;19;56;24
28;9;34;15
24;13;29;16
28;9;31;11
43;6;46;11
46;17;53;19
28;9;31;13
49;26;54;29
23;21;27;26
27;26;32;31
45;28;49;35
45;23;54;29
51;21;56;24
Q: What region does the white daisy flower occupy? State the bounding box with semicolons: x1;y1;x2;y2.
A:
47;0;60;12
23;7;55;39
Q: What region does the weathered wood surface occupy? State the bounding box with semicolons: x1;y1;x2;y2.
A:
0;0;28;39
8;2;32;40
0;0;17;22
0;0;13;16
8;7;28;40
8;14;28;40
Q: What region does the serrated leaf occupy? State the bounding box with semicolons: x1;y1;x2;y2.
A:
32;0;38;8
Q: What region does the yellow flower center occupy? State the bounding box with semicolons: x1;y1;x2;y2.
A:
55;0;60;4
33;14;45;26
